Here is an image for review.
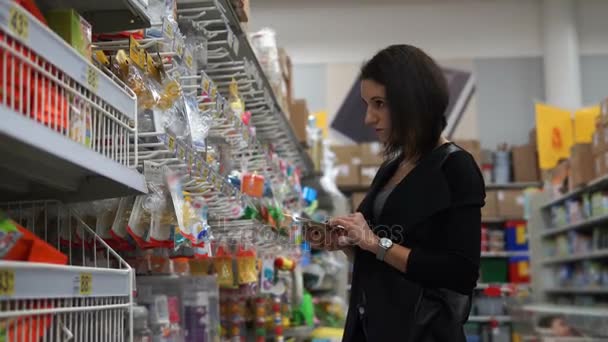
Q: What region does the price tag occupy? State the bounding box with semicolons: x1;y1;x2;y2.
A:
201;75;211;94
129;36;145;69
175;36;185;58
9;5;29;41
0;269;15;296
210;86;217;100
197;159;203;175
163;18;175;40
202;165;209;179
80;273;92;295
210;173;217;186
178;146;186;160
86;66;99;92
184;47;194;70
168;136;176;153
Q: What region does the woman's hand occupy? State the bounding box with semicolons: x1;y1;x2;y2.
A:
329;213;379;253
303;223;350;251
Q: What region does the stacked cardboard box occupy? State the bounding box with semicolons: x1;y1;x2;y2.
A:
331;145;361;186
289;99;309;143
592;120;608;179
511;143;540;182
569;143;595;190
359;142;384;186
497;190;525;218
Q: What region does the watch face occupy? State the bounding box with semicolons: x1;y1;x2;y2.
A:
380;238;393;249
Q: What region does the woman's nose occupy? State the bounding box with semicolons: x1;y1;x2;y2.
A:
364;110;375;126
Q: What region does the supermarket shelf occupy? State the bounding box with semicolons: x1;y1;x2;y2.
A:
36;0;151;33
0;261;131;300
476;283;530;291
541;213;608;238
542;174;608;210
339;185;370;193
469;316;512;323
523;303;608;317
542;250;608;265
481;251;529;258
544;287;608;295
285;326;315;338
482;217;526;224
0;1;137;118
486;182;542;190
0;109;147;201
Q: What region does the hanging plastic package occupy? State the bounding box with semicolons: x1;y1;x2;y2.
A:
110;196;137;251
184;95;212;152
146;183;174;248
166;167;195;249
214;245;236;288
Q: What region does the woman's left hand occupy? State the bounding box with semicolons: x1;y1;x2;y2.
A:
329;212;379;253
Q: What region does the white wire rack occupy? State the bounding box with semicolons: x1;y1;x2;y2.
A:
0;200;134;342
0;1;146;201
176;0;313;174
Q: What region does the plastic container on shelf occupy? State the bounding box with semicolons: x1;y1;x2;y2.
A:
509;256;531;283
505;221;529;251
476;296;506;316
480;258;509;283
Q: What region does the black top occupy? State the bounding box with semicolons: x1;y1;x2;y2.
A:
342;143;485;342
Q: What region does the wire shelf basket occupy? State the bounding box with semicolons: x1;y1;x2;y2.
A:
0;1;138;168
0;200;134;342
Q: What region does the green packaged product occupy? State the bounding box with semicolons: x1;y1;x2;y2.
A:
46;9;92;60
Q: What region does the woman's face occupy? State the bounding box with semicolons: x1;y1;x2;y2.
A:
361;79;391;143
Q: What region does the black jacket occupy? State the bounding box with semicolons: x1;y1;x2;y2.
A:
342;143;485;342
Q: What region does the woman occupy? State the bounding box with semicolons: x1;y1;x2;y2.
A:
310;45;485;341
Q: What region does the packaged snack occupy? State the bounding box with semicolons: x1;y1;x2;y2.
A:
111;196;137;250
241;172;265;198
184;95;211;152
166;168;194;248
236;245;258;285
214;245;236;288
46;9;92;60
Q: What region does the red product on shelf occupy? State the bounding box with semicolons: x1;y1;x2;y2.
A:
480;225;489;252
3;221;67;265
508;256;530;283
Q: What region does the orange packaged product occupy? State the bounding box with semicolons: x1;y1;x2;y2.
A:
2;218;67;265
241;173;265;198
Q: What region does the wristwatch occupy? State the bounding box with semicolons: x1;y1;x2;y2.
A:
376;237;393;261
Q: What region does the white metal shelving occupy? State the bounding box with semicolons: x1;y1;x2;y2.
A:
542;250;608;265
481;251;529;258
0;0;147;201
541;213;608;238
469;316;513;323
523;304;608;318
0;201;133;341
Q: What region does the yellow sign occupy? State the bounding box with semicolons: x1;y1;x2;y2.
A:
535;103;573;170
168;136;176;152
129;36;145;69
312;111;329;138
9;5;29;41
574;105;600;143
0;269;15;296
80;273;92;295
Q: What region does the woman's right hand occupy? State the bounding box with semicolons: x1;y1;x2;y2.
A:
304;225;350;251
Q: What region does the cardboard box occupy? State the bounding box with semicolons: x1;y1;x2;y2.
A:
331;145;361;186
359;165;380;186
289;99;309;142
454;139;481;165
359;142;384;166
592;129;603;156
594;151;608;179
529;128;537;148
569;144;595;190
482;190;499;218
351;192;367;211
231;0;250;22
511;144;540;182
46;9;92;60
497;190;525;219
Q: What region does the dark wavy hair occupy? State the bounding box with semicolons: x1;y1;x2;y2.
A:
361;45;449;160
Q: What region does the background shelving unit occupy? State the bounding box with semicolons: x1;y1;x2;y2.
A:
527;184;608;338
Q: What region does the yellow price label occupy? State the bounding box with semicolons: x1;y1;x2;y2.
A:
210;87;217;99
129;36;145;69
168;136;176;151
9;6;29;41
178;147;185;160
210;173;217;185
0;269;15;296
80;273;92;295
86;66;99;92
202;78;210;93
202;166;209;179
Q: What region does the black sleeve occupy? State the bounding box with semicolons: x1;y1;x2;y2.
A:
405;151;484;294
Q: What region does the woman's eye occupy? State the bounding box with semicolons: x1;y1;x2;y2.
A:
374;100;385;108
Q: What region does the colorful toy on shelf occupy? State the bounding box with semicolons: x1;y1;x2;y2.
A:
254;297;267;342
214;245;236;288
272;296;284;342
242;172;265;198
